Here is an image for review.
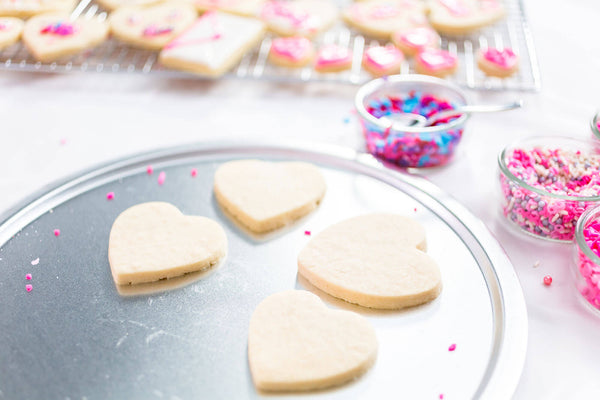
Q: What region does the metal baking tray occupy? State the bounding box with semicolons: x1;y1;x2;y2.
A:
0;0;540;91
0;142;527;399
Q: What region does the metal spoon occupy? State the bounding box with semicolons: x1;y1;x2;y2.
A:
384;100;523;129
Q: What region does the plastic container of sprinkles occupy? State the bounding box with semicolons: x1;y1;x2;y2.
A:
354;74;469;168
498;136;600;242
573;204;600;314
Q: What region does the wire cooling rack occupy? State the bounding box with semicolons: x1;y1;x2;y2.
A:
0;0;540;91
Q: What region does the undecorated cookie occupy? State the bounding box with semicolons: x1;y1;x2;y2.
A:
96;0;163;12
0;0;75;19
159;11;265;77
477;47;518;78
213;160;326;233
109;3;197;50
428;0;505;35
342;0;427;40
0;17;24;50
260;0;338;38
298;214;442;309
268;36;314;68
108;202;227;285
248;290;378;392
188;0;265;17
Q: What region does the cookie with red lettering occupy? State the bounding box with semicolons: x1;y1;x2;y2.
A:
314;44;352;73
0;17;23;50
22;14;108;62
477;47;518;78
414;48;457;77
268;36;314;68
260;0;338;38
109;3;197;50
159;11;265;77
362;45;404;77
391;26;440;57
428;0;505;35
189;0;265;17
342;0;427;40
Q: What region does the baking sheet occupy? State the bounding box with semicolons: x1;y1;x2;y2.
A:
0;143;527;399
0;0;541;91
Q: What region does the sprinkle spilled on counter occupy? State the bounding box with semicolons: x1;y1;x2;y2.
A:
146;165;154;175
448;343;456;352
25;274;32;280
53;229;60;237
533;260;540;268
543;275;553;286
191;168;198;177
158;171;166;185
106;192;115;200
31;258;39;266
25;284;32;292
304;230;311;236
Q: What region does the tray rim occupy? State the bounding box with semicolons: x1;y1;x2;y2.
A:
0;141;528;399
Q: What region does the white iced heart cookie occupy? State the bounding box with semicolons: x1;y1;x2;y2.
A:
22;14;108;62
159;11;265;77
214;160;326;233
428;0;505;35
109;3;197;50
248;290;378;392
298;214;442;309
260;0;338;38
108;202;227;285
0;0;75;19
0;17;24;50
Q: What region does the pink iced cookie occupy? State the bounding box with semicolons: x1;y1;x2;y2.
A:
477;47;518;78
391;26;440;57
429;0;505;35
415;48;457;77
362;45;404;77
260;0;337;38
268;36;314;68
0;17;24;50
343;0;427;39
315;44;352;73
191;0;266;17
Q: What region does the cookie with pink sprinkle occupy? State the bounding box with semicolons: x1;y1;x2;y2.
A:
0;17;23;50
477;47;518;78
269;36;314;68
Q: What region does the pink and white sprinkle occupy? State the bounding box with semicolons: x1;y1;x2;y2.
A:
146;165;154;175
106;192;115;200
26;284;32;292
31;258;39;265
191;168;198;177
158;171;166;185
448;343;456;352
304;230;311;236
53;229;61;237
25;273;32;280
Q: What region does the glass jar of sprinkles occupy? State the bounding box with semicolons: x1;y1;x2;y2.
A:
573;204;600;314
498;136;600;242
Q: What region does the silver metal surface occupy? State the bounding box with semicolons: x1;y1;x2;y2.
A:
0;142;527;400
0;0;541;91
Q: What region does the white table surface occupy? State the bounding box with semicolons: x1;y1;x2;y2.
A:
2;0;600;398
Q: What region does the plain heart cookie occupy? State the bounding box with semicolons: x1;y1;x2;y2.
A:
428;0;505;35
213;160;326;233
109;3;197;50
298;214;442;309
248;290;378;392
108;202;227;285
22;14;108;62
0;17;24;50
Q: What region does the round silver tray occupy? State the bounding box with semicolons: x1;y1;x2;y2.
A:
0;142;527;400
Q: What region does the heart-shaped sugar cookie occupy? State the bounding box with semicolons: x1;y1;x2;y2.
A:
298;214;441;309
248;290;378;391
108;202;227;285
214;160;326;233
23;14;108;62
0;17;24;50
109;3;197;50
0;0;75;19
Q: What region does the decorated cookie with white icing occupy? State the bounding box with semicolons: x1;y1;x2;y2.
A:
0;17;24;50
314;44;352;73
22;14;108;62
362;45;404;77
342;0;427;40
428;0;505;35
213;160;326;233
415;48;458;77
108;202;227;285
477;47;518;77
268;36;314;68
96;0;163;12
189;0;265;17
0;0;74;18
248;290;378;391
260;0;338;38
298;214;442;309
391;26;440;57
109;3;197;50
159;11;265;77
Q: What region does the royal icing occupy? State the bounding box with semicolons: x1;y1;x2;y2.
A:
164;11;221;51
438;0;470;16
270;36;312;62
261;1;316;32
142;25;174;36
315;44;352;68
0;22;10;31
40;22;77;36
364;46;403;71
369;4;400;19
417;49;457;70
395;27;439;51
482;48;517;69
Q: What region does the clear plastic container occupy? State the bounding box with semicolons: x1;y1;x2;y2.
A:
354;74;469;168
498;136;600;242
573;205;600;314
